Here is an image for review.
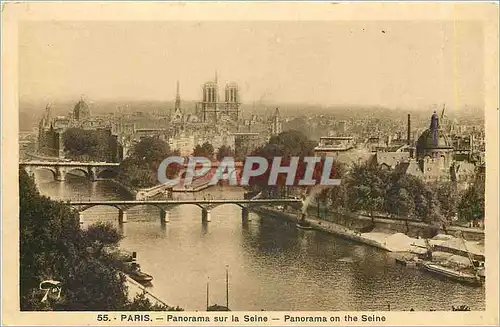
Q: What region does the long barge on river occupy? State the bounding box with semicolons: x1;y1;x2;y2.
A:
420;262;482;286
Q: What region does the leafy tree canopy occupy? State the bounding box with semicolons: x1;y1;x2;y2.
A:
216;145;234;161
193;142;215;159
117;137;180;189
19;168;182;311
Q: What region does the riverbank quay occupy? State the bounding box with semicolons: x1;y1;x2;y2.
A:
253;206;485;259
172;179;212;193
124;274;169;307
252;206;393;252
307;206;484;242
110;180;173;200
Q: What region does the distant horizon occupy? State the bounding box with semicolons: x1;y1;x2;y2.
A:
19;96;484;118
20;21;484;110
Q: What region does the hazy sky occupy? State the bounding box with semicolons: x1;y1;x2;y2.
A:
19;21;484;109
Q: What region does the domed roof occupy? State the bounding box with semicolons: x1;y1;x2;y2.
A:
416;128;452;150
416;111;453;155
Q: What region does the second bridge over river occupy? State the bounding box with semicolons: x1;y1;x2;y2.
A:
69;198;302;224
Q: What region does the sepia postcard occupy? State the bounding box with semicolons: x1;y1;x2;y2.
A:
1;1;499;326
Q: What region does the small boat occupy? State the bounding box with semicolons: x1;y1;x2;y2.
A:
395;257;419;267
296;221;314;230
123;262;153;284
421;262;482;286
296;214;314;230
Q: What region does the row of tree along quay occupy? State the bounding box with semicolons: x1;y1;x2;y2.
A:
19;168;183;311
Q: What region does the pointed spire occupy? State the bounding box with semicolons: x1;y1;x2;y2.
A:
215;70;218;85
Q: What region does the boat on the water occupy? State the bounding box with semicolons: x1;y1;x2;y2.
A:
421;262;482;286
123;262;154;284
395;256;420;267
296;214;314;230
296;221;314;230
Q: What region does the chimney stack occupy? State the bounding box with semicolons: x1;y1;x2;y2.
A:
407;114;411;146
470;134;474;161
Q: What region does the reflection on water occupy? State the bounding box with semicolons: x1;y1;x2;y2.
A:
32;170;485;311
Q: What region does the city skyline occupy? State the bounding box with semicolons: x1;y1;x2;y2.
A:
19;21;484;110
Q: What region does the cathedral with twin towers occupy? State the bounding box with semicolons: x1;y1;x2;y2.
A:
196;72;241;123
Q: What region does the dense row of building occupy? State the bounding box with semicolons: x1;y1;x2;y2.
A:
313;112;484;187
34;75;484;188
36;77;283;160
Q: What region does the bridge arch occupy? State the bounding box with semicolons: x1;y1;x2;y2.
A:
96;168;118;179
163;202;207;211
206;202;246;212
27;166;58;179
66;167;89;178
79;203;124;212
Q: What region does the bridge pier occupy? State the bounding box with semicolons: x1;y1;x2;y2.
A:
118;209;128;224
202;209;211;222
241;206;249;220
55;167;66;181
78;212;84;225
88;167;98;182
160;209;170;225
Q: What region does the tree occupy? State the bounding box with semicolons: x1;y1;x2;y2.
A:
457;179;485;222
128;137;174;170
63;128;99;159
247;130;319;197
192;142;215;159
82;222;123;257
432;182;459;222
62;128;116;162
346;162;388;222
328;183;348;212
20;168;82;309
54;259;129;311
384;172;416;219
19;168;182;311
216;145;234;161
118;137;180;189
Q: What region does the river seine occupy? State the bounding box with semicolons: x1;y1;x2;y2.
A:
33;172;485;311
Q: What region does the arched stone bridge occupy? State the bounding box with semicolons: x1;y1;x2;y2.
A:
19;161;120;181
68;198;302;224
19;160;244;182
